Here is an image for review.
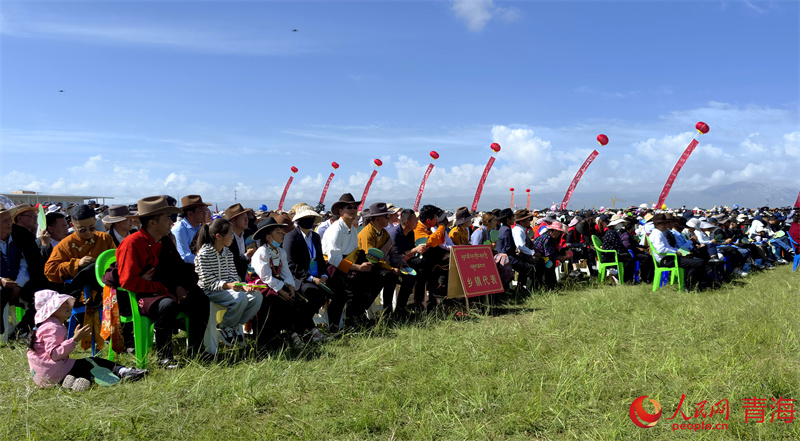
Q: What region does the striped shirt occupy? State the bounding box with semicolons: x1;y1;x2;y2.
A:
194;243;240;294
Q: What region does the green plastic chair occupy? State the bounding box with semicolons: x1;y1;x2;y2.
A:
95;249;189;368
645;237;685;292
591;235;624;284
96;249;132;362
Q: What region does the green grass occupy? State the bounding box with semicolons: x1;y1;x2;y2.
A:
1;267;798;440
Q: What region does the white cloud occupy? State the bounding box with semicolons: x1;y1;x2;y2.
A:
451;0;519;32
2;102;798;209
1;12;319;56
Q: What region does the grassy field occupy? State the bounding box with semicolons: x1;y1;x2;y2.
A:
1;266;798;440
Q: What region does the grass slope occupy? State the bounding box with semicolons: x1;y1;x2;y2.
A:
1;267;798;440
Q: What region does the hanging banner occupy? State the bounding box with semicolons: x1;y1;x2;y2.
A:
277;176;294;211
359;170;378;212
318;162;340;206
471;143;501;212
358;159;383;212
795;189;800;208
414;164;435;211
560;150;599;210
319;173;335;205
656;122;709;208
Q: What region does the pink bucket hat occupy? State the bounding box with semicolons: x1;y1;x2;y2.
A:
547;221;566;233
34;290;74;324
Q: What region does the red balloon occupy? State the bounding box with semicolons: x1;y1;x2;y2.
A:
430;151;439;160
490;143;501;153
526;189;530;193
509;187;515;192
374;159;383;167
331;162;340;169
597;134;609;146
695;121;710;134
290;166;299;173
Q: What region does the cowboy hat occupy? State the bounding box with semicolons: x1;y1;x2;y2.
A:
253;217;288;243
179;195;211;210
9;204;36;220
651;213;670;225
292;206;323;224
101;205;137;224
134;196;182;218
497;208;514;222
224;203;253;220
331;193;362;215
363;202;392;218
455;208;474;226
514;209;534;223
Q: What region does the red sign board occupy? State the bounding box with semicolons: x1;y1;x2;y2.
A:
447;245;504;298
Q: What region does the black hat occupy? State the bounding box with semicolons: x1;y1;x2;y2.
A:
455;208;474;226
497;208;514;221
331;193;362;215
363;202;391;218
253;217;288;243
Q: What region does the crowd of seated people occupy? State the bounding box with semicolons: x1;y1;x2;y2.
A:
2;194;797;384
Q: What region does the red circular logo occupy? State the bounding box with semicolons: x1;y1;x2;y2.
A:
629;396;662;428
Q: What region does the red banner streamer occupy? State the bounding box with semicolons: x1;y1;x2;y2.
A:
471;156;496;212
560;150;599;210
358;170;378;212
656;138;699;208
794;189;800;208
319;172;335;205
413;163;435;211
277;176;294;211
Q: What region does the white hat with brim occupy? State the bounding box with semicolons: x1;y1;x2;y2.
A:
292;206;323;224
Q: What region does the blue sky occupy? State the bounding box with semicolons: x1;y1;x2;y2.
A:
1;0;798;210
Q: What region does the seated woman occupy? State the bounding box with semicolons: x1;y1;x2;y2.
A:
250;218;325;347
194;218;262;347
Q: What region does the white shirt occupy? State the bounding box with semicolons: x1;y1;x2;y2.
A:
649;228;678;261
511;225;534;255
251;244;295;292
321;219;359;269
0;236;30;287
233;231;246;258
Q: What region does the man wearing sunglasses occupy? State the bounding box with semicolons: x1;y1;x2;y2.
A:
44;204;115;313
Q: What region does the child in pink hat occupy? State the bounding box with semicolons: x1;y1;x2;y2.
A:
27;289;147;391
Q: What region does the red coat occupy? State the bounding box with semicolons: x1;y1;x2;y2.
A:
116;229;170;314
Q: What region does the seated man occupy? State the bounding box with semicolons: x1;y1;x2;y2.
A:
448;207;473;246
508;209;537;291
387;209;428;313
413;204;451;309
357;202;413;317
117;196;210;366
44;204;116;304
224;204;256;281
1;207;31;336
6;205;54;334
38;212;70;259
283;205;342;340
102;205;137;246
321;193;379;329
171;195;211;263
649;213;710;290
